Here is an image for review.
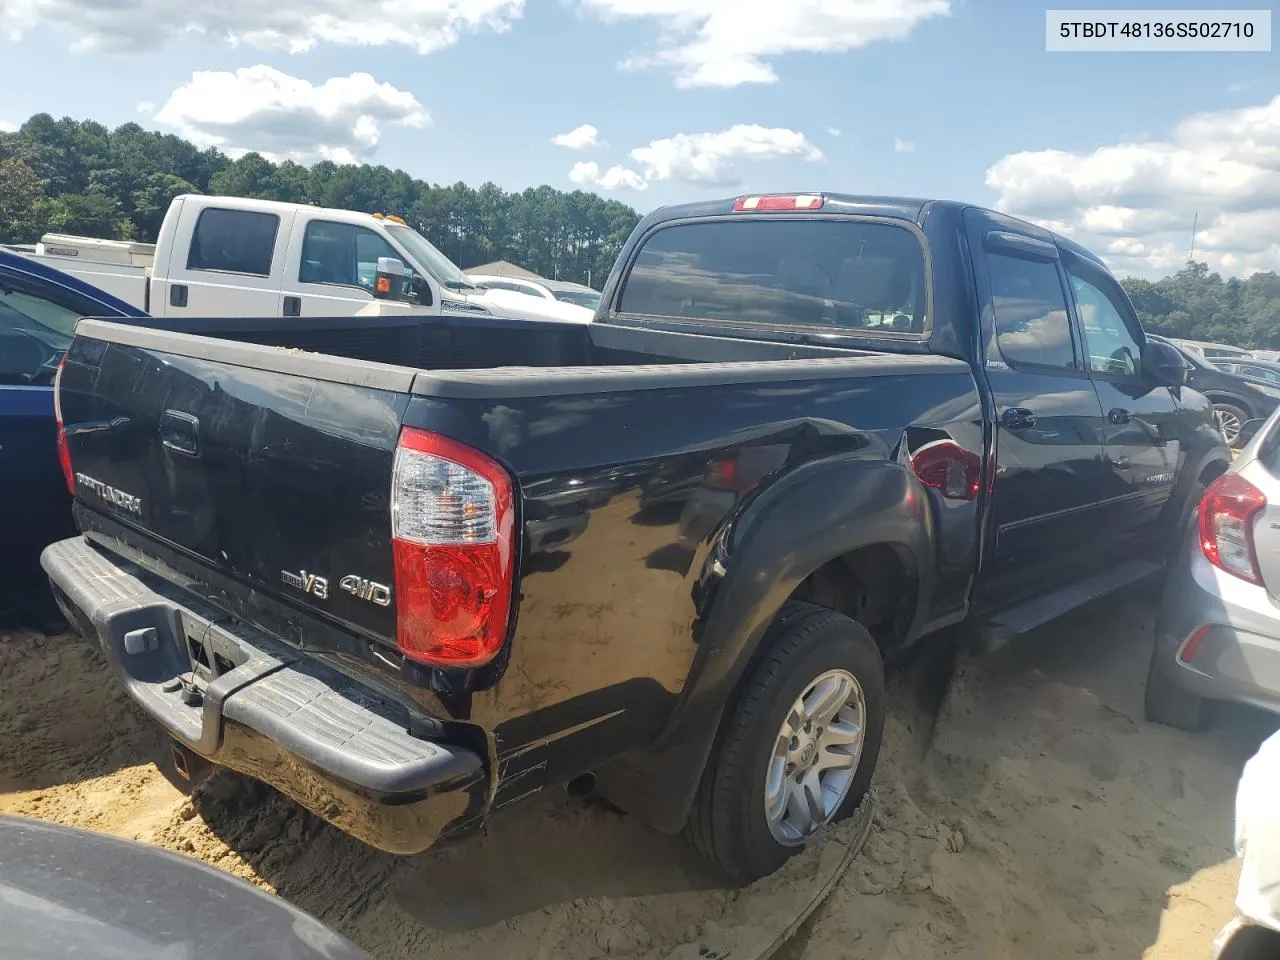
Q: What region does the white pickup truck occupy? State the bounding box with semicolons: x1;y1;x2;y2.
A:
7;195;594;323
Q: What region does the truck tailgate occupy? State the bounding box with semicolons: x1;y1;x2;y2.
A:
59;321;412;649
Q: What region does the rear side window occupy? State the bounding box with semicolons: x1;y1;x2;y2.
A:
187;208;279;276
618;219;927;334
985;253;1076;370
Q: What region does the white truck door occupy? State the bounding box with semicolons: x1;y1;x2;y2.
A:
280;217;413;317
159;204;292;317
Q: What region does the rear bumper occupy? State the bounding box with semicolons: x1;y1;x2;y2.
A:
1154;529;1280;715
41;536;487;855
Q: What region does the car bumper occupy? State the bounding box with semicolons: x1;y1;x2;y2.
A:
41;536;487;855
1155;528;1280;714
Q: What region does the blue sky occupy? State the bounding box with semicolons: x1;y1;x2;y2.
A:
1;0;1276;277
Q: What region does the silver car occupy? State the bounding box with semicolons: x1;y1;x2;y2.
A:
1147;411;1280;730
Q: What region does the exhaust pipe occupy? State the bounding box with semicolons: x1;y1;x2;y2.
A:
566;772;597;800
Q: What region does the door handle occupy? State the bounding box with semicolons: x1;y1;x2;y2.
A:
170;284;188;308
1112;455;1131;469
1108;408;1131;425
283;295;301;317
1001;407;1037;431
160;410;200;456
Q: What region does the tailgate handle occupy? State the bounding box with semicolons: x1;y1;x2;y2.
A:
160;410;200;456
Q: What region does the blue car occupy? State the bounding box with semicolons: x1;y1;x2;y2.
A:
0;249;145;620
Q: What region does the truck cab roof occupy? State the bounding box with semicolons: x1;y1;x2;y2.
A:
639;193;1101;266
169;194;405;230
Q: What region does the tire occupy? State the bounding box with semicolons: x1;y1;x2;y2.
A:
1211;402;1250;448
686;602;886;885
1144;645;1205;731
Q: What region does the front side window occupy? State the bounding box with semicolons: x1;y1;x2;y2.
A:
481;279;535;295
0;277;80;386
985;252;1076;370
299;221;401;291
555;290;601;309
187;208;279;276
1241;364;1280;384
619;218;927;334
1068;268;1142;378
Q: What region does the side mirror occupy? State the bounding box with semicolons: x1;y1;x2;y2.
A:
1239;418;1266;446
373;257;409;301
1142;340;1187;388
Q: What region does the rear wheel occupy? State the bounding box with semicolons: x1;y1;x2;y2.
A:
686;602;886;885
1144;646;1205;731
1212;402;1249;448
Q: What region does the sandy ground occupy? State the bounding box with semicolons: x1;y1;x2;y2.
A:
1;593;1275;960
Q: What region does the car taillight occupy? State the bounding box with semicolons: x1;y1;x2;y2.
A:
1199;473;1267;584
706;456;740;491
909;440;982;501
391;427;515;668
53;354;74;495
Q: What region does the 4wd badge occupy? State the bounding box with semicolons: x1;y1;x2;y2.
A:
340;575;392;607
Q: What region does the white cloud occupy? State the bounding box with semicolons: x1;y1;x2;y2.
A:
136;101;156;115
568;160;648;191
552;124;602;150
893;137;916;154
985;94;1280;277
574;0;949;87
3;0;522;54
154;66;429;164
631;124;823;186
827;127;842;138
0;120;16;133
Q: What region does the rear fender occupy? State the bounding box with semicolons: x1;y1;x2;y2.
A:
596;457;935;831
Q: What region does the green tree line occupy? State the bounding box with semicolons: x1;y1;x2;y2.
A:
1120;261;1280;350
4;115;1280;333
0;114;641;289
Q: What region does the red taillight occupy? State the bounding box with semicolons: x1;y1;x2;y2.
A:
706;456;739;491
53;354;74;495
732;194;824;212
1199;473;1267;584
909;440;982;501
391;427;514;668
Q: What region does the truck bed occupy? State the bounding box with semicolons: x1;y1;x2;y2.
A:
95;311;922;370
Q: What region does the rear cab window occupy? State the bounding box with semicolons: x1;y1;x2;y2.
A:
187;208;280;277
617;218;928;335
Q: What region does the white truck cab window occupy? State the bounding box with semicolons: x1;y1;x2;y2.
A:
187;208;280;277
300;221;402;291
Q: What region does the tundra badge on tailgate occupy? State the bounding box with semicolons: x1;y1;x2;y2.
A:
76;474;142;515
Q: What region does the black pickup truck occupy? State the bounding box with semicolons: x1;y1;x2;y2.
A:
44;193;1228;884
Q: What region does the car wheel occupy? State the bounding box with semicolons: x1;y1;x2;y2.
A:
1212;402;1250;448
1144;644;1205;731
686;602;885;885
